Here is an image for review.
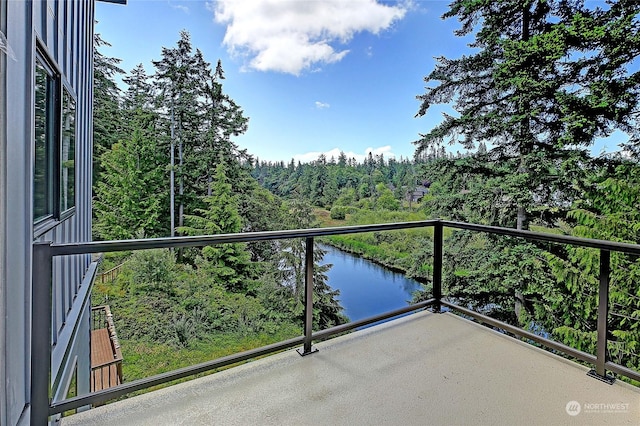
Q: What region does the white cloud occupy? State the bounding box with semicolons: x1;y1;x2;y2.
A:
169;1;189;14
293;145;396;163
212;0;407;75
315;101;330;109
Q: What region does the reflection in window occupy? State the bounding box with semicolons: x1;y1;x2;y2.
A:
34;58;56;222
61;89;75;213
34;49;77;230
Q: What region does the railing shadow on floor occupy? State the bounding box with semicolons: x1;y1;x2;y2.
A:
31;219;640;425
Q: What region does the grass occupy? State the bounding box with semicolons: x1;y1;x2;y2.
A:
115;323;301;398
314;208;349;227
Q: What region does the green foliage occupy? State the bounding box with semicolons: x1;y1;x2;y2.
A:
375;183;400;211
415;1;640;230
95;248;300;349
93;33;124;188
126;249;179;296
118;325;300;385
94;129;168;240
91;18;640;385
323;209;432;282
279;199;348;328
252;153;417;212
334;187;357;207
544;155;640;374
330;206;347;220
179;163;242;236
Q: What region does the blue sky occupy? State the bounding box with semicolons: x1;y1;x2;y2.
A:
95;0;623;163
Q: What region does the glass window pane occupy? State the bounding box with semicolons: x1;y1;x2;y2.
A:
34;58;55;222
61;89;76;212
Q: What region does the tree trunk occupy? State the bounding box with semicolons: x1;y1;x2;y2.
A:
178;119;184;229
170;99;175;237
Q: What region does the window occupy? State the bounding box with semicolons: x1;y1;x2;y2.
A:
34;53;57;222
34;47;76;231
61;88;76;213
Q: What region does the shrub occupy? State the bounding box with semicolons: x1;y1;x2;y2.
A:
330;206;347;220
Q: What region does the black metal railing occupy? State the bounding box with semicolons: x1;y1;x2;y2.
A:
31;219;640;425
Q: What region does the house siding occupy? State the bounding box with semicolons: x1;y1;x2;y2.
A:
1;1;96;424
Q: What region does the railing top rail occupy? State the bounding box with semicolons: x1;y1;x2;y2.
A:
46;220;440;256
441;220;640;255
41;219;640;257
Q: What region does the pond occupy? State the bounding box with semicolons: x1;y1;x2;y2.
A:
321;244;424;322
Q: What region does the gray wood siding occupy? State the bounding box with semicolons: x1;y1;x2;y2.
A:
2;1;96;424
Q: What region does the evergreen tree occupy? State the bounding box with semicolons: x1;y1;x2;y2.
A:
415;0;640;230
543;152;640;373
94;128;167;240
122;64;155;115
279;199;346;328
196;59;249;196
94;60;171;240
414;0;640;325
93;33;124;191
178;162;250;292
153;33;250;233
153;31;201;233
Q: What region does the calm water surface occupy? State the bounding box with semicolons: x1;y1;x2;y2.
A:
321;244;423;322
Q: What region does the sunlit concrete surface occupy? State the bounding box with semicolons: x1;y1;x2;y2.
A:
62;311;640;425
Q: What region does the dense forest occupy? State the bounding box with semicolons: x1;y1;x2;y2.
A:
93;0;640;385
92;31;346;379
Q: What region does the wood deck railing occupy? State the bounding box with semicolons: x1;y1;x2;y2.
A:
90;306;123;393
97;263;125;284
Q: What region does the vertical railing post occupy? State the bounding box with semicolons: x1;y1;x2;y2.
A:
588;249;614;384
297;237;318;356
31;242;53;425
432;222;443;313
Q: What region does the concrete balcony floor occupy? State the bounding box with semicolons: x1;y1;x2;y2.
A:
62;311;639;425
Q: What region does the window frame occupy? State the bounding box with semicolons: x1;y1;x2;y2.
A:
60;83;77;219
33;43;77;237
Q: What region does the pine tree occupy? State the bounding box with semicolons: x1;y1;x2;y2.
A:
153;33;251;234
195;59;249;196
279;199;346;328
178;162;250;292
94;128;167;240
415;0;640;229
414;0;640;324
153;31;201;233
93;33;124;191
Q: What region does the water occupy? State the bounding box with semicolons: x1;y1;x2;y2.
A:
321;244;424;322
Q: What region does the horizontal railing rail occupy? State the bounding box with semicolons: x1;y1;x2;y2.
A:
442;220;640;255
31;219;640;425
48;220;441;256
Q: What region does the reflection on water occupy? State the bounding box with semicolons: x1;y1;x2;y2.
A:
321;244;423;322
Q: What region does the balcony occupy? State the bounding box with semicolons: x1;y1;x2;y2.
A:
90;306;123;393
62;310;639;425
31;220;640;425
